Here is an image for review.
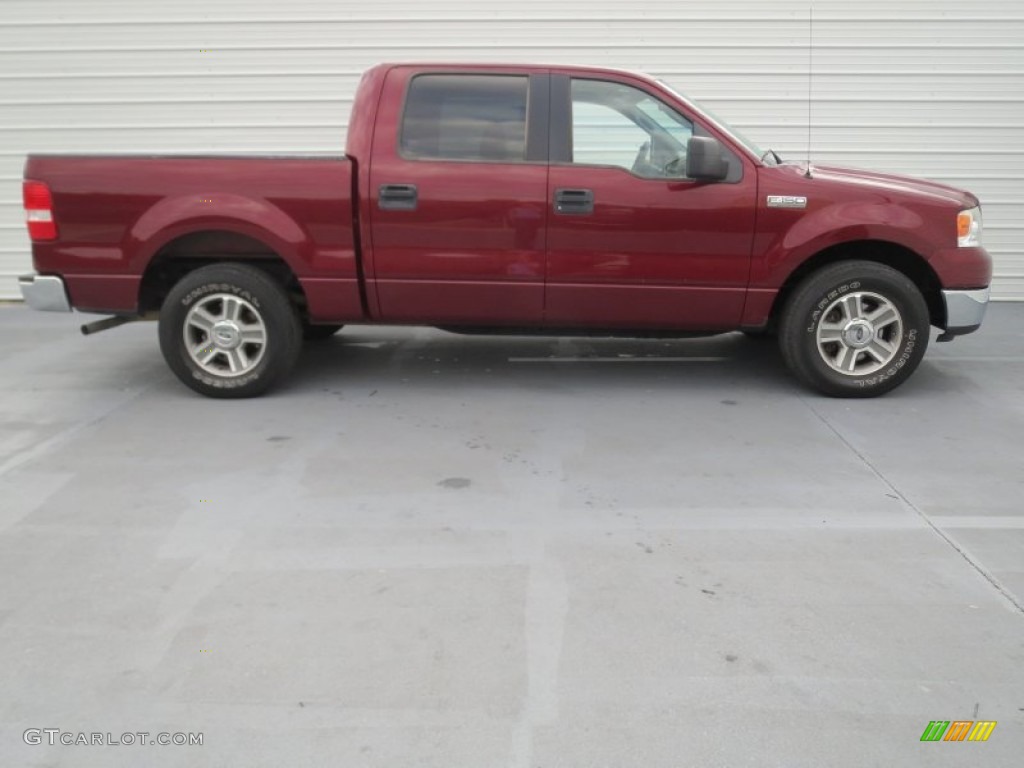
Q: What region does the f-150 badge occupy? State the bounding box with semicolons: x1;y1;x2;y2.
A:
767;195;808;208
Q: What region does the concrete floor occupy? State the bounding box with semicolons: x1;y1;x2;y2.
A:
1;302;1023;767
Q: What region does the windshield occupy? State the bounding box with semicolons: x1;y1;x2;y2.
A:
657;80;771;163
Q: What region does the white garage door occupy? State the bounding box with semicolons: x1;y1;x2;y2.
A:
1;0;1021;300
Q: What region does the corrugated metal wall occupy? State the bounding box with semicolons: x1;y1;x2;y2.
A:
1;0;1022;300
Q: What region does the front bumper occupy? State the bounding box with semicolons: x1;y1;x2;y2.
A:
19;274;71;312
942;287;989;336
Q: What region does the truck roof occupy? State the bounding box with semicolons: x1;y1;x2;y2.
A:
371;61;660;83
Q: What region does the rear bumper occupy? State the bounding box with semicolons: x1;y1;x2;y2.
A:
19;273;71;312
942;286;989;336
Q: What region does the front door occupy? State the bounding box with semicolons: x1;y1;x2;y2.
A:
545;75;757;330
368;68;549;325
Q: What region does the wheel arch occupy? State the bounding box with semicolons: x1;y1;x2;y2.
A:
768;240;945;330
138;229;310;317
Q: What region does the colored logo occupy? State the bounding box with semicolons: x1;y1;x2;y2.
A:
920;720;996;742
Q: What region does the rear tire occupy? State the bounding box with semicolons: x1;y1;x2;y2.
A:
158;263;302;398
778;260;930;397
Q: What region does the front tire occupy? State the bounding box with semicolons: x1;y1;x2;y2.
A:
159;263;302;398
778;260;930;397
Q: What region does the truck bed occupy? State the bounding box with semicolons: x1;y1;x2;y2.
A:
24;154;363;320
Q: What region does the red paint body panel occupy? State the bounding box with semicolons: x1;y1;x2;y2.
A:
927;247;992;289
543;68;756;329
366;65;549;324
24;62;992;333
25;155;362;319
750;164;990;296
63;275;140;315
545;165;755;329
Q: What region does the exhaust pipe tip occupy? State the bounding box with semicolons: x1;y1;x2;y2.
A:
80;315;137;336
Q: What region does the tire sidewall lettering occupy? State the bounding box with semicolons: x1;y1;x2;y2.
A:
855;328;918;388
807;280;860;333
191;368;262;389
180;282;261;310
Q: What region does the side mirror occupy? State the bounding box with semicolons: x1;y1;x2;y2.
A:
686;136;729;181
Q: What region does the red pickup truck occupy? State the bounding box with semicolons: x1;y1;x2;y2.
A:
19;63;991;398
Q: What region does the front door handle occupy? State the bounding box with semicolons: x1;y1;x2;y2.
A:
379;184;418;211
554;188;594;215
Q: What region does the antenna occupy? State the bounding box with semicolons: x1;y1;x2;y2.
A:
805;7;814;178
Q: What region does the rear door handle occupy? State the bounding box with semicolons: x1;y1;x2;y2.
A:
378;184;418;211
554;188;594;215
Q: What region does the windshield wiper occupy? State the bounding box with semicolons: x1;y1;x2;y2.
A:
761;149;783;165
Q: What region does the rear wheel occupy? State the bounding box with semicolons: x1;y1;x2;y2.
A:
158;263;301;398
778;260;930;397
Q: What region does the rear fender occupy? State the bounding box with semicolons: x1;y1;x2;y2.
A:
130;194;307;274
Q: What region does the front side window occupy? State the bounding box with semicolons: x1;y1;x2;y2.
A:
571;79;694;178
401;74;529;163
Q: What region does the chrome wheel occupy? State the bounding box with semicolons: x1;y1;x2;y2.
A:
183;293;267;377
816;291;903;376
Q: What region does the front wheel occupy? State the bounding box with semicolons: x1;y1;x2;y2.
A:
778;260;930;397
158;263;302;398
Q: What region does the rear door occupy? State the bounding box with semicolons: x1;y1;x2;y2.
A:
367;67;549;324
544;74;757;330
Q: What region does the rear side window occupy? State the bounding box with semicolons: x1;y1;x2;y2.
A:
401;74;529;163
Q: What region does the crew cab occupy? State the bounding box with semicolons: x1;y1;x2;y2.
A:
19;63;992;397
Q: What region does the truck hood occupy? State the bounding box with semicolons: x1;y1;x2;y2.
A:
779;162;978;209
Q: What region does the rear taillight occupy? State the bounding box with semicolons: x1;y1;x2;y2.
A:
23;180;57;241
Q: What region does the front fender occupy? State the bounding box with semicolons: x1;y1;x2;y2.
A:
753;201;933;288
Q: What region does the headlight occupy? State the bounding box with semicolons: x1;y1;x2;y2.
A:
957;206;982;247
